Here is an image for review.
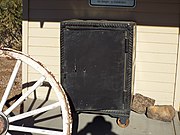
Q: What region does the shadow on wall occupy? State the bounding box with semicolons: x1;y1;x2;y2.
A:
23;0;180;27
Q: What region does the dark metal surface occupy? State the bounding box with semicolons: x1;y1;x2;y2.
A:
61;20;135;118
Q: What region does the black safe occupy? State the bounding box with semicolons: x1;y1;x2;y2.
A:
61;20;135;121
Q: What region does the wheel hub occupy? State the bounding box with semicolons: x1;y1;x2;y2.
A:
0;112;8;135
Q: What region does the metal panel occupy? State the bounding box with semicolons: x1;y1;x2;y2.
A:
61;20;135;117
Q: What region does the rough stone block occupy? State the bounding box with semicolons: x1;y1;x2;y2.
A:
147;105;175;122
131;93;155;114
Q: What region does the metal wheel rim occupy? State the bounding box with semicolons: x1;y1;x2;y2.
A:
0;48;72;135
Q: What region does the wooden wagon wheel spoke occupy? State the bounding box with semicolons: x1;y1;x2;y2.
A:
9;125;63;135
0;48;72;135
8;102;61;123
4;76;46;116
0;60;22;111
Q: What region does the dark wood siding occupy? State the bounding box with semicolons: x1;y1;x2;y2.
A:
24;0;180;26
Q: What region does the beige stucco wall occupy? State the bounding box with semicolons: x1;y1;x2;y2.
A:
135;26;179;106
174;32;180;111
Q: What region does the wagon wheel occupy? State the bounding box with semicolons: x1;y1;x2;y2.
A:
0;48;72;135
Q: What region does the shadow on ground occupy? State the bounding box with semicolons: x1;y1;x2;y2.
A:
77;116;118;135
7;81;118;135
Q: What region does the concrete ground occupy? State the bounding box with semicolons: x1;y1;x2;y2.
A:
10;99;180;135
77;112;180;135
